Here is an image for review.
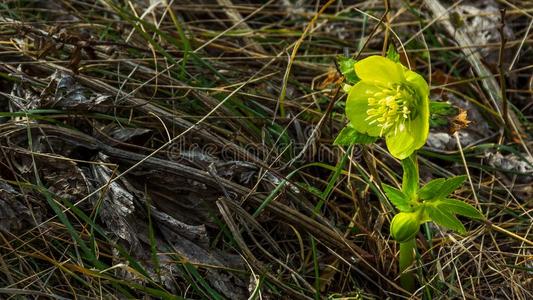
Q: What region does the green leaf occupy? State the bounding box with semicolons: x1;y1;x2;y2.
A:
429;101;458;127
426;204;466;234
382;183;412;212
386;44;400;63
418;178;446;200
333;124;378;146
430;101;458;116
336;56;359;85
183;262;224;300
401;155;419;197
435;175;467;198
438;199;484;220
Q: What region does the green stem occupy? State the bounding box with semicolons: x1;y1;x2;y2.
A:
401;153;419;198
399;154;419;292
399;238;417;292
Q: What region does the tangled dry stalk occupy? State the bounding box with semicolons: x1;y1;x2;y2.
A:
0;0;531;299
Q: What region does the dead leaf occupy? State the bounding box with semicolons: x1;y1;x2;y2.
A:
450;109;470;134
318;68;343;90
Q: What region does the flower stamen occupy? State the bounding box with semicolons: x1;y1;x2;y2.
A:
365;84;413;137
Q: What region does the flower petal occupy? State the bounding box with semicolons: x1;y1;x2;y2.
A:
385;96;429;159
405;70;429;100
385;128;415;159
354;55;405;84
346;82;383;137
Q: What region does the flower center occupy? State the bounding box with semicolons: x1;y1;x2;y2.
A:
365;84;414;136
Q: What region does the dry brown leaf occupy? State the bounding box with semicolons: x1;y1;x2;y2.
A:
318;68;343;90
450;109;470;134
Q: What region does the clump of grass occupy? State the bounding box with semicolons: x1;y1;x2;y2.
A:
0;0;531;299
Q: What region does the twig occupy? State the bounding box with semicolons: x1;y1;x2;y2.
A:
486;221;533;247
278;0;336;118
497;9;510;133
382;0;390;55
216;0;266;54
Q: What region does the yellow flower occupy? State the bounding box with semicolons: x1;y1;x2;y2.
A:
345;56;430;159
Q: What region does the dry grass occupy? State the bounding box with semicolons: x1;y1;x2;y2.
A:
0;0;531;299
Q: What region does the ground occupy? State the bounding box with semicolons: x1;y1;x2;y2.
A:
0;0;531;299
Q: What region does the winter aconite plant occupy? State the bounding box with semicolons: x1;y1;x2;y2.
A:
336;48;484;292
